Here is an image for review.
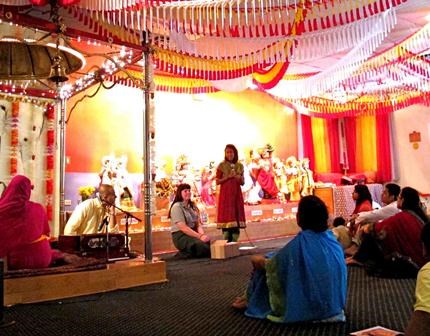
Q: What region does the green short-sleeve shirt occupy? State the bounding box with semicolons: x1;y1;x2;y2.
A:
170;202;199;233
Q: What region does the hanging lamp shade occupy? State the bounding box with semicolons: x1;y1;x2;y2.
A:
0;41;84;81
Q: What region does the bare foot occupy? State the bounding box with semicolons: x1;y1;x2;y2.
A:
232;296;248;310
62;253;82;264
345;256;363;266
344;244;358;257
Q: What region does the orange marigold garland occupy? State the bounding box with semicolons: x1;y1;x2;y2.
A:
10;101;19;176
45;103;55;221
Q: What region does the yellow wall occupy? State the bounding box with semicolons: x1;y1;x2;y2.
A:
66;85;297;173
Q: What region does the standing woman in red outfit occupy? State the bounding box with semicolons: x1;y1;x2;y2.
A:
216;144;246;242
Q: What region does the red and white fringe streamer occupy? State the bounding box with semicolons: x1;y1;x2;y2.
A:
268;8;397;99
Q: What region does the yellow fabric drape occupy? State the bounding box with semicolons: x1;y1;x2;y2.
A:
311;118;331;173
355;115;377;172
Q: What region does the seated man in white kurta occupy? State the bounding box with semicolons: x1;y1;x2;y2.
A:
345;183;401;256
64;184;118;235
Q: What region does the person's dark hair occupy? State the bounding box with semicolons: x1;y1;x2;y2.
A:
385;183;401;200
297;195;329;232
421;223;430;256
354;184;373;207
399;187;428;223
224;144;239;164
168;183;196;218
332;216;346;227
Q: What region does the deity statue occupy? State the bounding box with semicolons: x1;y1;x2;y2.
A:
200;161;216;207
299;158;315;197
285;156;301;201
99;155;135;209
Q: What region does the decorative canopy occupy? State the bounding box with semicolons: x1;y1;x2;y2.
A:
0;0;429;117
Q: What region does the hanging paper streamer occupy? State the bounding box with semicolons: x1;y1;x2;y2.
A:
0;0;82;5
59;0;413;83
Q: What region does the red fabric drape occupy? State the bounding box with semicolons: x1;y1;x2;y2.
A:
375;112;392;182
253;62;290;90
30;0;79;5
344;117;357;174
327;119;341;173
301;114;315;171
29;0;48;4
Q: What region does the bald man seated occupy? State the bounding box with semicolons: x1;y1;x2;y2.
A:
64;184;118;235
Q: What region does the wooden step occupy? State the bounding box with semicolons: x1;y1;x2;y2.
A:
4;259;167;306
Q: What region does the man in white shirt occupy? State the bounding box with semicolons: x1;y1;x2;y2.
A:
64;184;118;235
345;183;401;256
354;183;401;226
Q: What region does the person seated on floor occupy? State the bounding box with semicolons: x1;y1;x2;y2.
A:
331;216;353;250
232;195;347;324
345;183;401;256
351;184;373;215
169;183;211;258
64;184;118;235
347;187;428;274
347;184;373;236
405;223;430;336
0;175;65;270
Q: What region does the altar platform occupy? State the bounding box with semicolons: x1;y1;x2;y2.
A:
116;201;301;254
4;258;167;306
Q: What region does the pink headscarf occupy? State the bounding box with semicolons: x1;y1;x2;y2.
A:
0;175;47;257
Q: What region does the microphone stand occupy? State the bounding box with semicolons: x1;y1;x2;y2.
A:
102;199;141;260
98;216;111;263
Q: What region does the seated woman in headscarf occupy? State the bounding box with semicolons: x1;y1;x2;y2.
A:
347;187;428;273
0;175;61;270
232;195;347;324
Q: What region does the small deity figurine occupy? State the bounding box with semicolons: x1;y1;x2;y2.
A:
99;155;135;208
154;160;173;199
285;156;301;201
200;161;216;207
273;157;289;203
99;155;115;185
299;158;315;197
255;145;278;199
171;154;200;196
241;156;262;205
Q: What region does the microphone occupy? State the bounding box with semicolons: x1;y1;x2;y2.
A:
98;217;109;232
